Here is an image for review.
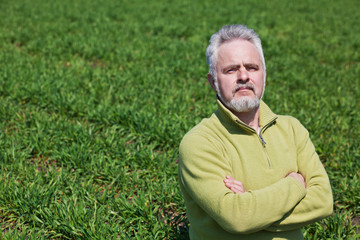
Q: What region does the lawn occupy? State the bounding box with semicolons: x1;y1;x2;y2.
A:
0;0;359;239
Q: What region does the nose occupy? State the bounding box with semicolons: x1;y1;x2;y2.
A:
237;68;249;82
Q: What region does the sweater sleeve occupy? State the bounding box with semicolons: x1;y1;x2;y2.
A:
266;118;333;232
178;131;307;234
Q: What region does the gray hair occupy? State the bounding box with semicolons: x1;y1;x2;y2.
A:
206;25;266;81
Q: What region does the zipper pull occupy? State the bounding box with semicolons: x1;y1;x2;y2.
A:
259;134;266;147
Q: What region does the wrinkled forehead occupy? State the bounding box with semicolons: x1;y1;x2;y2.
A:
216;39;263;68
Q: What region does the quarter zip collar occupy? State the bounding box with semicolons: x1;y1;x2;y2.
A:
215;99;278;134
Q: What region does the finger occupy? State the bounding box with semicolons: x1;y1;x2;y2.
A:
225;182;245;194
231;185;245;193
225;184;237;193
224;177;235;185
225;175;235;181
233;180;244;186
233;183;245;192
230;187;240;194
225;176;244;186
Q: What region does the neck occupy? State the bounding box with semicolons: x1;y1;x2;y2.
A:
232;107;260;132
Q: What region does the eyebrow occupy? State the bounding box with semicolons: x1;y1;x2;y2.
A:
244;63;260;68
222;63;260;72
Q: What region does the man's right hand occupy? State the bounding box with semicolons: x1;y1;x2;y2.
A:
287;172;306;188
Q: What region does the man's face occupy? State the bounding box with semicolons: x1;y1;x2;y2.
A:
210;39;265;112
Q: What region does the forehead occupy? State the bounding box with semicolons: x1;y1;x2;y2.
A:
217;39;262;67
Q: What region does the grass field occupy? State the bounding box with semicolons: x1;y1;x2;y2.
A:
0;0;359;239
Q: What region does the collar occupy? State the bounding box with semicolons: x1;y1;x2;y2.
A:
216;99;278;133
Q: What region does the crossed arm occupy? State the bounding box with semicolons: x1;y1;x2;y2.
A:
224;172;306;194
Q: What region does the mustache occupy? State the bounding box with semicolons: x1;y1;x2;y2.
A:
232;83;256;95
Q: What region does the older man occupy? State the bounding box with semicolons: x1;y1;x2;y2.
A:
178;25;333;239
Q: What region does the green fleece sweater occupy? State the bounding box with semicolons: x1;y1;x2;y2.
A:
178;100;333;240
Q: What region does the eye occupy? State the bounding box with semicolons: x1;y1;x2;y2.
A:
225;66;239;73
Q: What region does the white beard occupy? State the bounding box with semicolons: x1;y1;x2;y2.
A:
216;82;261;113
225;95;260;112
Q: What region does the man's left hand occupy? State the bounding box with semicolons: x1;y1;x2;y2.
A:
224;175;246;194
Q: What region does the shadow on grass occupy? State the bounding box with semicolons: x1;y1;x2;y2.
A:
170;212;190;240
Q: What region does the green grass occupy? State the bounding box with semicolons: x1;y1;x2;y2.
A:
0;0;359;239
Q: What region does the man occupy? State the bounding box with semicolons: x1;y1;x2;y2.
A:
178;24;333;239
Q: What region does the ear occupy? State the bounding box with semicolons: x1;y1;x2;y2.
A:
264;68;267;79
263;68;267;87
208;73;217;93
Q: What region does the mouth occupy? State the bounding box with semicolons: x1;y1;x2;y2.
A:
233;84;255;95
